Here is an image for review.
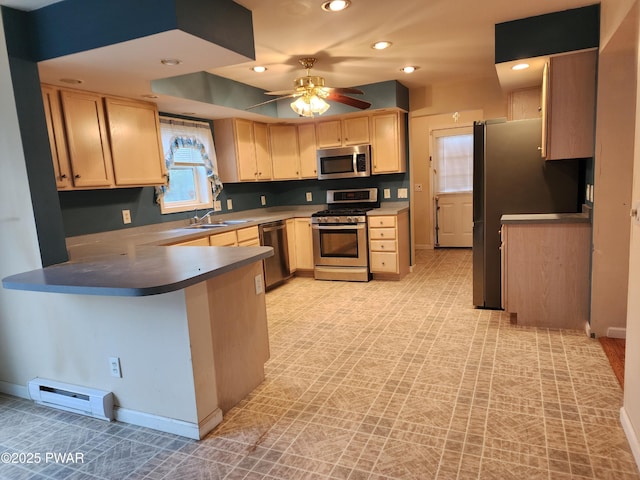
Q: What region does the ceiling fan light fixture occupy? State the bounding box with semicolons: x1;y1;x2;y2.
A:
321;0;351;12
372;41;392;50
291;95;330;117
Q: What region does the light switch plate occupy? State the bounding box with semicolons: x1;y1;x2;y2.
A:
306;192;313;202
383;188;391;199
261;195;266;206
398;188;408;199
254;274;264;295
226;199;233;210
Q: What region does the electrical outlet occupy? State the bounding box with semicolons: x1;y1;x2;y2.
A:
398;188;408;199
306;192;313;202
109;356;122;378
383;188;391;199
226;199;233;210
121;209;131;224
213;200;222;212
254;274;264;295
260;195;266;206
414;183;423;192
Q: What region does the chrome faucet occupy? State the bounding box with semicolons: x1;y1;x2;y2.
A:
190;210;215;225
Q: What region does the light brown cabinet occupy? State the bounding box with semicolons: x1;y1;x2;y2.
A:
59;89;115;188
368;211;410;279
104;97;166;186
294;217;314;271
43;85;166;190
371;111;406;174
501;220;591;329
269;124;300;180
297;123;318;178
214;118;272;182
541;49;597;160
316;116;370;148
42;85;72;189
286;218;297;273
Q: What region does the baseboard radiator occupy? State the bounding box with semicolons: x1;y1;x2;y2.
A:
28;378;114;421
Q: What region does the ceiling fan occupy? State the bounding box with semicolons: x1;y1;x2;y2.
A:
247;57;371;117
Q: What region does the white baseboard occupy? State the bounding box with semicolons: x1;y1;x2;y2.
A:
0;380;29;399
607;327;627;339
114;406;222;440
0;380;222;440
620;407;640;472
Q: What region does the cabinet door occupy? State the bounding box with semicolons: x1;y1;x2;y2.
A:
286;218;297;273
298;123;318;178
342;116;370;145
316;120;342;148
60;89;114;188
294;218;314;269
173;237;210;246
371;112;406;174
235;119;258;181
41;86;72;189
253;122;272;181
544;50;597;160
105;97;166;186
270;125;300;180
209;231;238;246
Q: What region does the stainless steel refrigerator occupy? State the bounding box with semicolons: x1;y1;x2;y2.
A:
472;118;582;309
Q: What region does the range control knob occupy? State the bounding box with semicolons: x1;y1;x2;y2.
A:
347;217;353;223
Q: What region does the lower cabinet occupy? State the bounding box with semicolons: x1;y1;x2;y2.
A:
286;219;297;273
368;211;410;280
236;226;260;246
501;221;591;329
294;217;314;272
173;237;211;247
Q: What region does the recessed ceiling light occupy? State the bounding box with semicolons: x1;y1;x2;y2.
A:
251;66;267;73
372;41;392;50
512;63;530;71
59;78;83;85
160;58;182;66
321;0;351;12
401;66;417;73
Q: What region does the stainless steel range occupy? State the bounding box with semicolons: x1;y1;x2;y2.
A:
311;188;379;282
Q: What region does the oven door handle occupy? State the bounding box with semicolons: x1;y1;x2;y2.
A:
312;224;366;231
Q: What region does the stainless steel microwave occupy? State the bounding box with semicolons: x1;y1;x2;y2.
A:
317;145;371;180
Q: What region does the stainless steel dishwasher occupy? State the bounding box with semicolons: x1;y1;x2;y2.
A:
259;220;291;290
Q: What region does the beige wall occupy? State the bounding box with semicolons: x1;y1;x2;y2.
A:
408;78;507;251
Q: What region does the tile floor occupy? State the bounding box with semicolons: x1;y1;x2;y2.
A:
1;249;638;479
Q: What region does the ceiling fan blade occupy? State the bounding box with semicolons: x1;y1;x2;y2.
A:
326;93;372;110
324;86;364;95
265;89;295;96
246;94;297;110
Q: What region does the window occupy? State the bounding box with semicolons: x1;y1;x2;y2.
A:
432;127;473;194
157;117;223;214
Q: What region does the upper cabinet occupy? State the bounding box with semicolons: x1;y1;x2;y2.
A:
541;49;597;160
297;123;318;179
316;116;370;148
42;85;167;190
104;97;166;186
214;118;272;182
269;124;300;180
371;111;406;174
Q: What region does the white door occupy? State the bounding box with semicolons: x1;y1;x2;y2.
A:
436;192;473;247
432;127;473;247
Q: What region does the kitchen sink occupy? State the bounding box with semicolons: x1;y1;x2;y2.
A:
223;220;250;224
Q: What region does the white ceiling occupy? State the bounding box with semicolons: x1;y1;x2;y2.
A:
1;0;598;119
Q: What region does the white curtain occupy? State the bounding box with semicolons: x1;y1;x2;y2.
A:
156;117;223;201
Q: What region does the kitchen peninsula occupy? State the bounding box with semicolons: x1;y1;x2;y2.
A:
2;237;273;440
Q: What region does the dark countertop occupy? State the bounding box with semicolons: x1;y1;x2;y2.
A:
2;245;273;297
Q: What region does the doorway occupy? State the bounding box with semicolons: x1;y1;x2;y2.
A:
431;127;473;247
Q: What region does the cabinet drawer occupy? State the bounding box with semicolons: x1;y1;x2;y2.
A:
370;239;397;252
174;237;210;247
236;226;259;243
369;216;396;228
370;252;398;273
238;238;260;247
209;231;238;246
369;227;396;240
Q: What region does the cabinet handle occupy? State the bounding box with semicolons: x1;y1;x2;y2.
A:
60;174;67;179
381;245;385;249
74;174;81;179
